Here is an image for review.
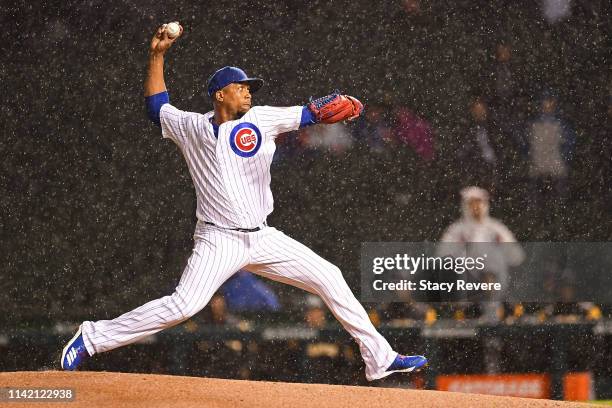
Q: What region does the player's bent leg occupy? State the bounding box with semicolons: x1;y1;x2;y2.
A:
76;228;248;359
248;227;405;381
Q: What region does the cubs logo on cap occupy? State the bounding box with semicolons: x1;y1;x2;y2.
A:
229;122;262;158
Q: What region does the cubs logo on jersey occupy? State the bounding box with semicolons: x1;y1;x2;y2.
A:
229;122;262;157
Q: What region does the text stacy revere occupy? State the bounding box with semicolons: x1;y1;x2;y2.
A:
372;280;502;292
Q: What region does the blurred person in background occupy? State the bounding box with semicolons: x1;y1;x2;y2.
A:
485;42;526;165
354;103;394;154
439;186;525;373
491;44;518;104
394;107;435;162
220;270;281;313
439;186;525;321
304;294;328;329
302;294;352;383
200;294;239;326
401;0;421;16
456;98;501;193
540;0;573;24
522;89;575;233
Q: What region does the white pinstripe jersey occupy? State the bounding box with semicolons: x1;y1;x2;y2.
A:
160;104;302;229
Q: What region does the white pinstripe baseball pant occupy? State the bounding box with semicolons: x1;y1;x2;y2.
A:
81;224;396;381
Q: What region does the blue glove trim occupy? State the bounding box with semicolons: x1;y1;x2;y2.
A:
145;91;169;127
299;105;317;128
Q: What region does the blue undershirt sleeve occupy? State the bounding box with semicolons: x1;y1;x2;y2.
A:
299;105;317;128
145;91;170;127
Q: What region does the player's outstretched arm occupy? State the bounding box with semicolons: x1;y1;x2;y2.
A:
145;23;183;97
144;23;183;126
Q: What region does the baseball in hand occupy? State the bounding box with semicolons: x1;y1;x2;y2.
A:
166;22;180;38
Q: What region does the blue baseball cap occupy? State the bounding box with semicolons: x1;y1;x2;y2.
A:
207;66;264;98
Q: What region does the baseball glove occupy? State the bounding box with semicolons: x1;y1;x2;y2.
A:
308;91;364;124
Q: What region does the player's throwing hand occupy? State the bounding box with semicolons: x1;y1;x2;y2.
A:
150;22;183;55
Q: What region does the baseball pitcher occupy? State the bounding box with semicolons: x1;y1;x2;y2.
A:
61;23;427;381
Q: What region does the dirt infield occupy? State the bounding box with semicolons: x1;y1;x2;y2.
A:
0;371;599;408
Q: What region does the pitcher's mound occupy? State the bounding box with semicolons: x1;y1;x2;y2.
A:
0;371;598;407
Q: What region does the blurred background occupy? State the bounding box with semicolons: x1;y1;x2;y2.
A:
1;0;610;402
